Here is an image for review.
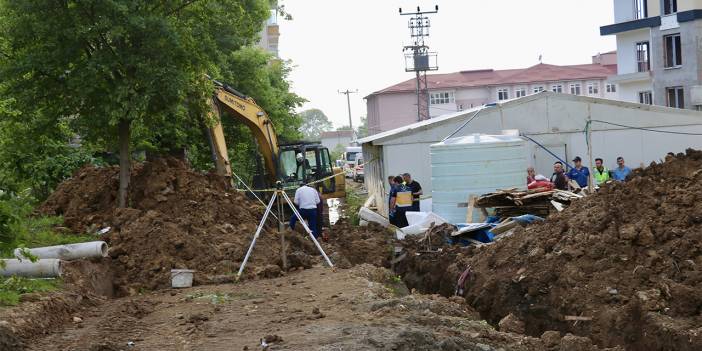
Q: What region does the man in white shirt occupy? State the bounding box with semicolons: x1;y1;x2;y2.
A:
289;184;321;238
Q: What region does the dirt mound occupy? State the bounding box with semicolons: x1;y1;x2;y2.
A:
452;149;702;350
326;219;396;268
41;158;321;294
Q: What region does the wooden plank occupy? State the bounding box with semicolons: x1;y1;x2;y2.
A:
491;220;520;235
466;195;476;222
550;200;565;212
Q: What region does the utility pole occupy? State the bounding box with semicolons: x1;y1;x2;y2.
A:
338;89;358;141
400;5;439;122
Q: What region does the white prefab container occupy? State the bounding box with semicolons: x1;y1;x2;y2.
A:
431;134;527;223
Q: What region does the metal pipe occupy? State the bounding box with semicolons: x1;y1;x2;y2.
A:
0;259;62;278
236;192;278;280
14;241;108;261
282;191;334;268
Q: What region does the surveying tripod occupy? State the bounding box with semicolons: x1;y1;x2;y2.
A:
236;181;334;281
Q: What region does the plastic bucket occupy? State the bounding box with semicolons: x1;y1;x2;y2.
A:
171;269;195;288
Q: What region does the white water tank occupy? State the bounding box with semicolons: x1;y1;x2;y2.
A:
431;133;527;223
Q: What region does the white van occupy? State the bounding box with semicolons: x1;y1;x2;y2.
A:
342;146;361;178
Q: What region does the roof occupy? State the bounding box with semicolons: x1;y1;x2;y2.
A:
368;63;617;96
358;91;702;145
320;130;353;139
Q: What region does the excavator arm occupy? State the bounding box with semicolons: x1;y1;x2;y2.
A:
206;81;279;184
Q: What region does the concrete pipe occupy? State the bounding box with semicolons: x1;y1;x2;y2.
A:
14;241;108;261
0;259;62;278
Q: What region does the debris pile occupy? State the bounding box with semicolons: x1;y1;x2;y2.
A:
476;188;583;218
40;158;321;294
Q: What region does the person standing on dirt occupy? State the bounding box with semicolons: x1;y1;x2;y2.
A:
389;175;412;227
593;158;610;185
387;176;398;226
612;156;632;181
566;156;590;188
551;162;568;190
290;183;321;238
402;173;422;212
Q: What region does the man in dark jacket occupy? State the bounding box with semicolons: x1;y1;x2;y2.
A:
551;161;568;190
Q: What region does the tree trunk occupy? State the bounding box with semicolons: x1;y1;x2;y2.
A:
118;118;131;208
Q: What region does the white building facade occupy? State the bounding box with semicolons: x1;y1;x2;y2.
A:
601;0;702;109
360;92;702;216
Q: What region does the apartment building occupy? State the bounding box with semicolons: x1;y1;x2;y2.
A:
258;3;280;57
601;0;702;109
365;54;617;135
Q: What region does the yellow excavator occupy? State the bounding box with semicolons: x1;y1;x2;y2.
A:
204;79;346;201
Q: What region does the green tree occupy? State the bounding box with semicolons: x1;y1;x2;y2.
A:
0;0;269;207
299;109;333;141
357;116;369;138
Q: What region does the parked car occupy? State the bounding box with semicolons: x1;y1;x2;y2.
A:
352;156;364;182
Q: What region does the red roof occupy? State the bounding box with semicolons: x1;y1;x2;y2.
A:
371;63;617;95
321;130;353;139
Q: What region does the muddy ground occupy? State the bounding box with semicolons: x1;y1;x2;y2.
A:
22;266;576;351
3;153;702;350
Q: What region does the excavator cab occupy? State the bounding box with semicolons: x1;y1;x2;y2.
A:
278;143;342;197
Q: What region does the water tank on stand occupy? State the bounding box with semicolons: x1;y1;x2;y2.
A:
431;133;527;223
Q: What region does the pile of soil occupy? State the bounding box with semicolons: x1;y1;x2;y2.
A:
40;158;320;295
397;150;702;350
326;219;396;268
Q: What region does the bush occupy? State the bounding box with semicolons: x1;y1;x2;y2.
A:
0;190;92;258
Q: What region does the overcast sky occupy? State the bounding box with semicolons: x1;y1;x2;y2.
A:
278;0;616;129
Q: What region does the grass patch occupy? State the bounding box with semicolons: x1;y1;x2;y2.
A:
0;189;92;258
0;276;61;306
345;187;367;225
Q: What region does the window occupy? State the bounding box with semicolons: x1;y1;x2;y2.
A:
634;0;648;19
664;34;682;68
515;88;526;98
587;82;599;95
636;41;650;72
430;91;455;105
497;88;509;101
570;83;582;95
663;0;677;15
666;87;684;108
638;91;653;105
606;84;617;93
533;86;545;94
551;85;563;93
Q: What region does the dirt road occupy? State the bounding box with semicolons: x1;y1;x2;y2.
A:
26;265;546;351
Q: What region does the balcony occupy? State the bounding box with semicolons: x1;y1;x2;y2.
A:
607;71;651;84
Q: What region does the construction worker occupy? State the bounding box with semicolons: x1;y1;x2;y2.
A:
289;182;321;238
566;156;590;188
389;175;411;227
295;152;311;180
551;162;568;190
612;156;632;181
593;158;610;185
402;173;422;212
